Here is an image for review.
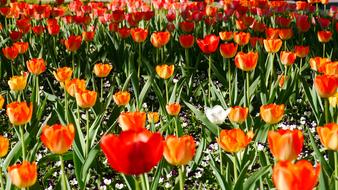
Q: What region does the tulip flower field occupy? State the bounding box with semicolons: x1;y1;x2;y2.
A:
2;0;338;189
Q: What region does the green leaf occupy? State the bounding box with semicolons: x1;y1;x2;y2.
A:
243;165;271;190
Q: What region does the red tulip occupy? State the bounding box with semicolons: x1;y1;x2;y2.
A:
150;31;170;48
65;35;82;52
196;34;220;54
314;75;337;98
179;34;194;49
2;46;19;61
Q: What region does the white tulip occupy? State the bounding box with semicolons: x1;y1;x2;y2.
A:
205;105;230;125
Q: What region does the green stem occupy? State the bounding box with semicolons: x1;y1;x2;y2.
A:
323;43;326;58
208;55;212;106
36;76;40;105
325;99;329;124
59;155;67;190
0;159;3;190
185;48;189;69
140;174;147;190
100;78;103;102
175;117;179;136
85;109;90;158
233;153;238;182
135;177;140;190
64;89;68;123
335;152;338;190
228;58;232;106
20;126;25;160
138;43;142;79
165;80;169;104
178;166;185;190
72;53;75;76
245;72;250;108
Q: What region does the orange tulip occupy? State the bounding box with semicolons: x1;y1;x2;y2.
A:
2;46;19;60
93;63;113;78
263;39;282;53
294;45;309;58
7;101;33;126
314;75;337;98
41;124;75;154
26;58;46;75
82;31;95;42
219;43;238;58
322;61;338;76
64;78;86;97
13;42;29;54
278;74;288;88
273;160;320;190
266;28;279;39
166;103;181;116
217;128;253;153
233;32;250;46
329;92;338;107
8;72;28;92
113;91;130;106
0;95;4;110
163;135;196;166
309;57;331;71
53;67;72;82
234;51;259;71
228;106;249;124
317;123;338;150
268;129;303;161
75;89;97;109
279;28;293;40
0;135;9;157
118;111;146;131
8;161;37;188
219;31;233;41
280;51;296;66
65;35;82;52
148;112;160;123
260;103;285;124
130;28;148;43
155;64;174;79
150;31;170;48
317;30;332;43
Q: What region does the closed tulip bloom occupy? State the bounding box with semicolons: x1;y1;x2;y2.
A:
280;51;296;66
322;61;338;76
273;160;320;190
233;32;250;46
217;128;253;153
266;28;280;39
219;43;238;58
26;58;46;75
179;34;194;49
118;111;146;131
113;91;130;106
260;103;285;124
100;130;163;175
263;39;282;53
41;124;75;154
163;135;196;166
148;112;160;123
234;51;259;71
278;74;288;88
7;101;33;126
296;15;311;33
82;31;95;42
155;64;174;79
0;135;9;157
65;35;82;52
309;57;331;71
130;28;148;43
317;30;332;43
8;161;37;188
268;129;303;161
314;75;337;98
228;106;249;124
196;34;220;54
166;103;181;116
279;28;293;40
317;123;338;150
117;27;130;39
329;92;338;107
294;45;309;58
150;31;170;48
2;46;19;60
8;72;28;92
53;67;72;82
0;95;4;110
64;78;86;97
13;42;29;54
75;89;97;109
179;21;194;33
93;63;112;78
205;105;229;125
219;31;233;41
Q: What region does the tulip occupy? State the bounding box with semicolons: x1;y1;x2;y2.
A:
294;45;309;58
75;89;97;109
82;31;95;42
260;103;285;124
8;161;37;188
100;129;163;175
278;28;293;40
273;160;320;190
219;31;233;41
219;43;238;58
268;129;303;161
309;57;331;71
234;51;259;71
0;95;4;110
64;78;86;97
0;135;9;157
228;106;249;124
118;111;146;131
9;31;23;41
93;63;112;78
205;105;229;125
179;34;194;49
314;75;337;98
196;34;220;54
233;32;250;46
32;25;44;36
322;61;338;76
150;31;171;48
329;92;338;107
179;21;194;33
266;28;279;39
317;30;332;43
317;123;338;150
163;135;196;165
217;128;253;153
155;64;174;79
26;58;46;75
263;39;282;53
296;15;311;33
2;46;19;60
46;21;60;36
280;51;296;66
41;124;75;154
166;103;181;116
117;27;130;39
8;72;28;92
13;42;29;54
53;67;73;82
278;74;288;88
113;91;130;106
130;28;148;43
7;101;33;126
148;112;160;123
65;35;82;52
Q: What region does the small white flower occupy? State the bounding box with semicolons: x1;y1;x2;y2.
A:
195;171;202;178
257;143;264;151
205;105;229;125
115;183;124;189
104;179;111;185
164;182;172;188
159;177;164;183
173;79;179;83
